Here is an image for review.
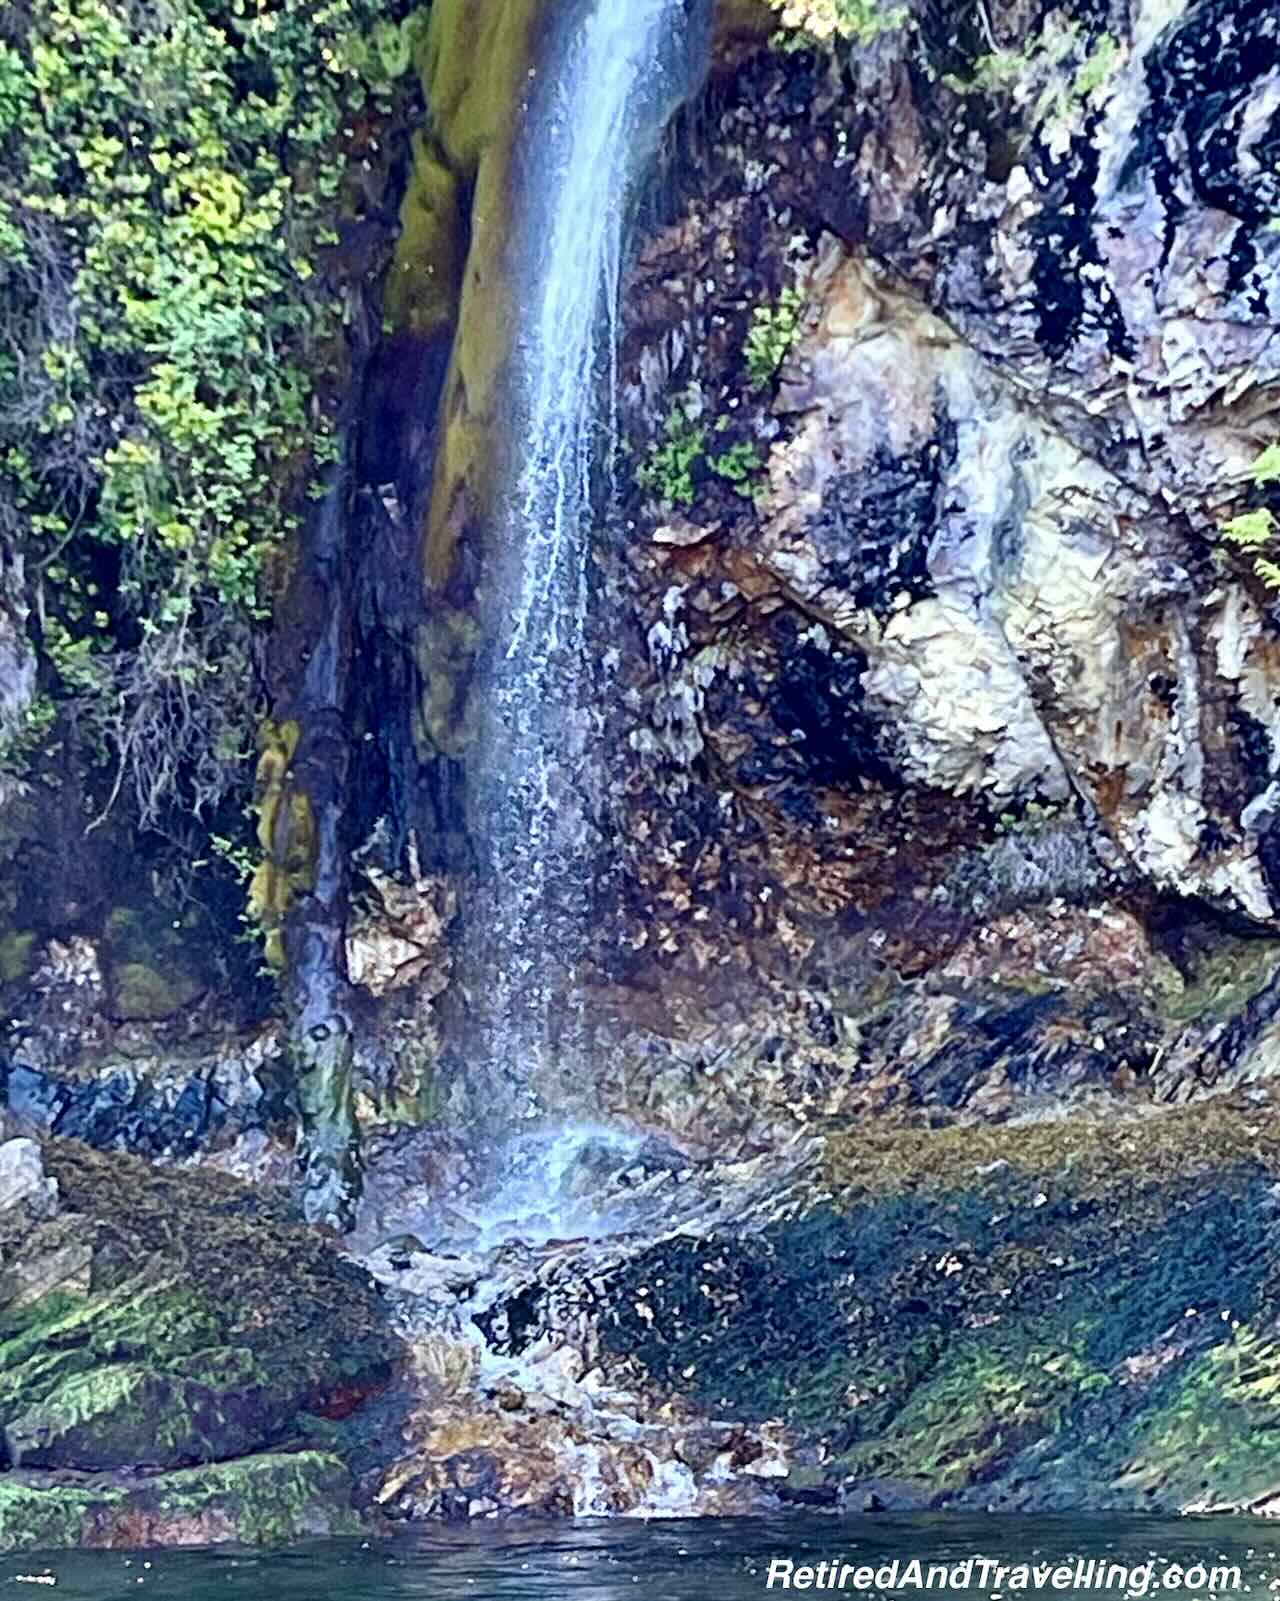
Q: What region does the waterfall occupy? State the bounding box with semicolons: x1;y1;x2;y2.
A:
459;0;711;1123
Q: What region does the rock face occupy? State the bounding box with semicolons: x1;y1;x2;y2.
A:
0;1137;394;1550
6;0;1280;1546
582;0;1280;1144
594;1095;1280;1514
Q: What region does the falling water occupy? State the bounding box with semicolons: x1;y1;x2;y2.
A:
461;0;711;1122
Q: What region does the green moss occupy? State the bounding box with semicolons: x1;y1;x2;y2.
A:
383;132;464;337
1116;1325;1280;1505
0;1282;223;1428
600;1099;1280;1510
0;1452;360;1553
103;902;211;1017
0;1480;107;1554
40;1142;395;1402
6;1351;277;1470
1158;937;1280;1025
0;1146;391;1547
0;930;37;985
147;1451;362;1544
821;1099;1280;1198
835;1326;1111;1491
111;962;205;1021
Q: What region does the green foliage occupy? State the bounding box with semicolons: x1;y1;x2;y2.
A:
1249;443;1280;485
1220;445;1280;589
1223;509;1276;548
344;11;431;87
637;406;707;508
637;406;770;510
947;49;1029;93
1073;32;1120;101
744;288;804;389
709;437;764;499
993;798;1063;837
944;19;1119;114
766;0;906;46
0;0;410;826
0;695;56;781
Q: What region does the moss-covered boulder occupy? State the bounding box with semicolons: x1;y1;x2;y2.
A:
6;1354;277;1471
0;1451;361;1552
595;1095;1280;1514
0;1138;396;1546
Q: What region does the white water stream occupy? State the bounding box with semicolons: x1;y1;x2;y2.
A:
459;0;711;1124
359;4;731;1520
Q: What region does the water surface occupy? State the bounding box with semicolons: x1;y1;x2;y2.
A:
11;1513;1276;1600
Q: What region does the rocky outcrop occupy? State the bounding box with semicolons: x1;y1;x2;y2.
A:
0;1137;394;1549
593;1095;1280;1514
584;0;1280;1147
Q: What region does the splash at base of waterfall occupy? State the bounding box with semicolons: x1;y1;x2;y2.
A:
354;1126;812;1521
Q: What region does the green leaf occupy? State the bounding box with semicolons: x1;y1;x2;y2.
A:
1249;443;1280;485
1222;509;1275;547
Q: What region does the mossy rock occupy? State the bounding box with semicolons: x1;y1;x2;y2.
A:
110;962;206;1022
5;1353;277;1471
0;1451;361;1552
102;903;215;1021
0;1283;223;1429
0;932;38;988
596;1096;1280;1512
39;1141;394;1403
1157;934;1280;1025
0;1478;103;1554
0;1143;394;1491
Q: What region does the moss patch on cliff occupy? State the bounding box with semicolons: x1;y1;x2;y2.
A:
597;1098;1280;1511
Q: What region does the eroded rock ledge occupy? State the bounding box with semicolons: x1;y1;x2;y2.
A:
0;1137;394;1551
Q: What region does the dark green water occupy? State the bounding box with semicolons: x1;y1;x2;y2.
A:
6;1516;1276;1600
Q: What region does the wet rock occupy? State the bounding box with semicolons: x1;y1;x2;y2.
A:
0;1140;55;1222
842;1478;930;1513
0;1451;360;1552
0;1139;394;1547
0;1138;92;1311
595;1096;1280;1513
2;1034;292;1161
346;868;453;999
5;1356;278;1472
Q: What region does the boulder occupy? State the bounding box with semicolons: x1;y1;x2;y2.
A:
0;1451;361;1552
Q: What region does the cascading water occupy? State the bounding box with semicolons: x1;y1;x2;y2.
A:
460;0;711;1124
353;16;739;1514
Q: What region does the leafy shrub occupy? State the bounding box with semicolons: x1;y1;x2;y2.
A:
0;0;413;826
744;288;804;389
